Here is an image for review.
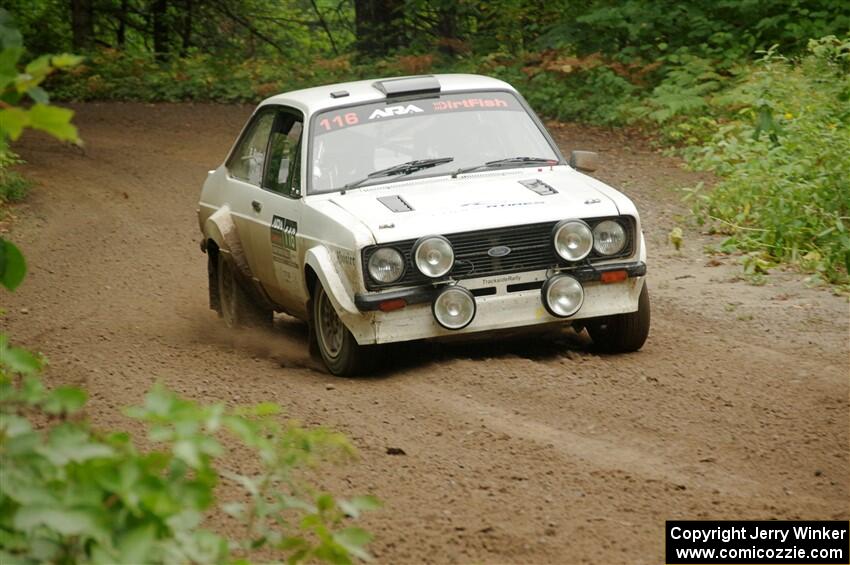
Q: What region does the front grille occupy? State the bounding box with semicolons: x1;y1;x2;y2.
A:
362;216;634;290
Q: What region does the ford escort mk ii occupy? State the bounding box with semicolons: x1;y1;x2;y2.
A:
198;74;650;376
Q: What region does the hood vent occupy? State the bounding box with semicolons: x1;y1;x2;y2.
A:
519;178;558;196
377;195;414;213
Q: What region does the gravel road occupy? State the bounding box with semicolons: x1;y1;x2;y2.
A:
4;103;848;564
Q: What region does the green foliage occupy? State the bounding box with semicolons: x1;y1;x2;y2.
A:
7;0;850;117
0;8;81;207
517;64;636;125
0;237;379;562
0;155;30;204
0;352;379;564
685;36;850;285
626;53;732;131
25;0;850;136
0;237;26;290
46;47;639;125
0;0;69;55
0;10;82;144
537;0;850;62
49;50;313;104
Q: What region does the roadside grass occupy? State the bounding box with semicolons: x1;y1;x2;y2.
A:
679;37;850;288
0;163;32;205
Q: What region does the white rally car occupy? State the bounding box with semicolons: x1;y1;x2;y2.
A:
198;74;650;376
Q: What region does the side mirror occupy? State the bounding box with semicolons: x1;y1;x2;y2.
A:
569;150;599;172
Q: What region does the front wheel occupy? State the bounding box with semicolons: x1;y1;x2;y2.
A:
312;281;378;377
586;282;651;352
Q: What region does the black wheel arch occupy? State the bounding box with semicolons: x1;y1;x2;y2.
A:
206;239;221;314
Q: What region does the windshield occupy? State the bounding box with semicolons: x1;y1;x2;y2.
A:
309;91;559;194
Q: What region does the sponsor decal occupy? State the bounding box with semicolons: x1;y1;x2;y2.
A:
460;201;545;209
270;215;297;267
482;274;522;286
313;92;524;136
334;249;356;267
369;104;424;119
432;98;508;111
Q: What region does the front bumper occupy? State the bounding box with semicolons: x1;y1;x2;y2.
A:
355;261;645;311
348;262;646;345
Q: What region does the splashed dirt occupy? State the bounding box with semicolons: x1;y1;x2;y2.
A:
3;103;848;564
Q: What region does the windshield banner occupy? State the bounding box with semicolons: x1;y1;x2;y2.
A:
314;92;525;136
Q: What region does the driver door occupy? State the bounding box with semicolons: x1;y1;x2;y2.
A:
222;109;276;283
245;107;305;313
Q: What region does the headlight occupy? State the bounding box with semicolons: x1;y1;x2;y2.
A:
592;220;627;256
553;220;593;261
541;275;584;318
413;236;454;278
367;248;404;283
432;286;476;330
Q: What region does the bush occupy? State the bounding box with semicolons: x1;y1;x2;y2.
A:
685;36;850;285
48;47;642;126
520;65;636;125
0;372;378;564
1;9;80;209
0;237;378;564
623;51;736;142
0;153;31;204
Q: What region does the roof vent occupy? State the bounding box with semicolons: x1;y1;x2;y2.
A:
373;76;441;98
330;90;349;98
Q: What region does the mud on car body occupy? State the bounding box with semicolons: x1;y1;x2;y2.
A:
197;74;650;376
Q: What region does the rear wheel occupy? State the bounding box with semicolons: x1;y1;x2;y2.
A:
217;253;272;328
586;282;650;352
312;280;378;377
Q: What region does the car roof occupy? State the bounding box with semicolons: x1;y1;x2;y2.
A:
257;74;518;115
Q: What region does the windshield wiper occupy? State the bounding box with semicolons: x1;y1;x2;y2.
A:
451;156;558;178
341;157;454;193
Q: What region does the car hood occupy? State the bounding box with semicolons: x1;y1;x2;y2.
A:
326;166;623;243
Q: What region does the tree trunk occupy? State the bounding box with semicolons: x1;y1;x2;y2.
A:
70;0;95;50
436;3;459;55
180;0;192;56
354;0;403;57
152;0;169;60
116;0;128;47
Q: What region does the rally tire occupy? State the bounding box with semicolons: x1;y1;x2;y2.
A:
217;253;272;329
587;282;651;353
311;280;378;377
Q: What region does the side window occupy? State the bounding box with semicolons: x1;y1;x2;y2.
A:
227;112;275;185
264;111;304;196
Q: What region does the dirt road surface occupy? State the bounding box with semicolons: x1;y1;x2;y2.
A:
4;103;848;564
